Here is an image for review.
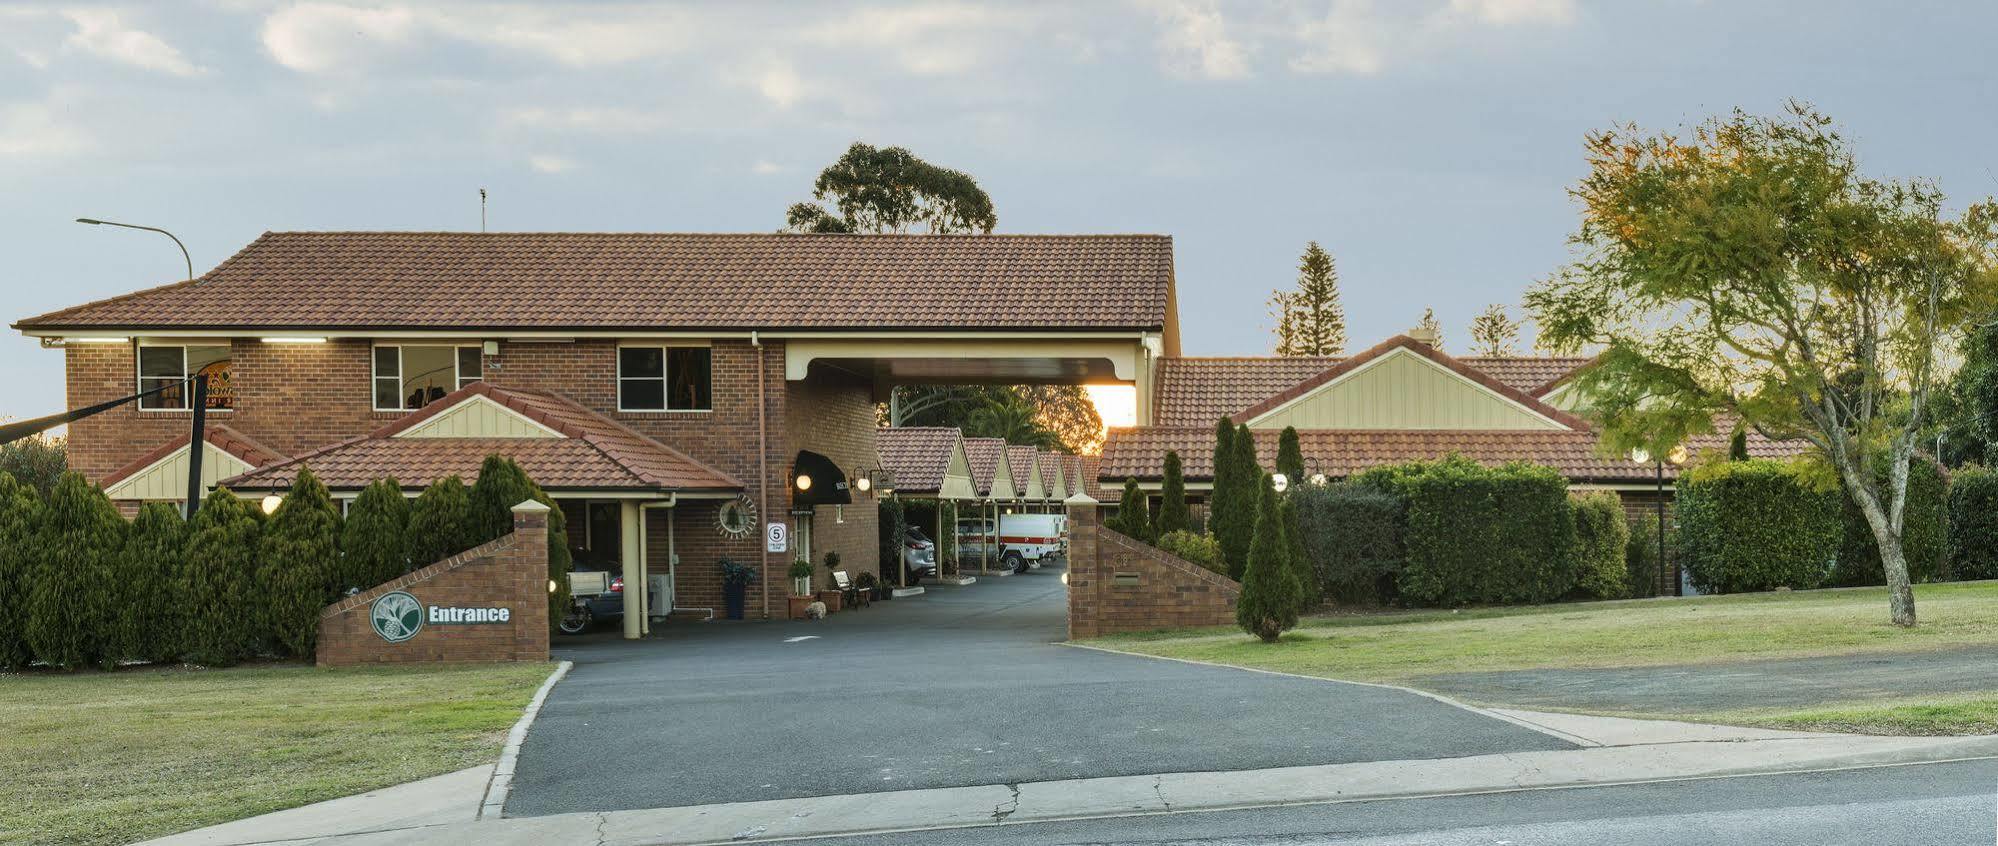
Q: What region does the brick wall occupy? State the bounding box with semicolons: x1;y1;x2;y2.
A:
1066;499;1239;639
318;502;551;666
64;337;885;619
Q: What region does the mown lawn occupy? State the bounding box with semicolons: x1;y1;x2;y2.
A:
1089;581;1998;735
0;661;554;846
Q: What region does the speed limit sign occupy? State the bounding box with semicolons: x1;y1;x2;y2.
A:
765;522;789;554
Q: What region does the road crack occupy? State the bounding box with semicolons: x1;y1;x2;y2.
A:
1153;774;1172;811
992;782;1022;822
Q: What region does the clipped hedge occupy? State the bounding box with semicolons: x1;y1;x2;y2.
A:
1831;455;1948;586
1949;466;1998;581
1624;515;1664;599
1676;459;1840;594
1290;482;1404;605
1157;529;1225;576
1356;456;1576;606
1568;492;1629;600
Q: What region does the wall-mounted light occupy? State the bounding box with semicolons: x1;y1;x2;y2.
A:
548;579;559;594
794;474;813;492
853;471;873;493
482;340;500;356
261;337;327;344
1271;473;1289;493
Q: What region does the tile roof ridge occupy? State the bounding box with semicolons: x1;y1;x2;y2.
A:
218;432;375;490
258;230;1171;239
533;391;745;489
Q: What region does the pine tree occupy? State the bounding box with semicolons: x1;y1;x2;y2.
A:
1271;242;1347;356
1468;303;1520;356
0;471;41;670
1276;426;1306;487
1113;478;1153;542
118;502;187;664
469;455;536;544
1416;307;1445;350
26;473;124;669
184;488;264;666
1235;473;1303;642
258;467;341;659
408;476;475;565
340;478;412;589
1729;426;1751;461
1156;451;1190;536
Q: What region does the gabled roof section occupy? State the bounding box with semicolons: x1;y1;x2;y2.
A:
223;383;740;493
962;437;1015;499
1153;352;1593;427
17;232;1173;333
877;427;975;498
1235;336;1589;431
1037;450;1064;498
1005;446;1043;498
101;424;287;491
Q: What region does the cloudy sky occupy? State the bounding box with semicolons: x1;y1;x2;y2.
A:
2;0;1993;418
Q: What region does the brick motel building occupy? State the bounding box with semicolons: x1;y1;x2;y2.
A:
14;232;1178;635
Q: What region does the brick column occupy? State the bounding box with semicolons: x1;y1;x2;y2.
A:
1065;493;1100;640
510;500;552;661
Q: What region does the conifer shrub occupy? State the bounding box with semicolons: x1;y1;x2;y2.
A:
257;467;342;658
1949;466;1998;581
119;502;188;664
0;471;41;670
1676;459;1840;593
183;488;264;666
1235;474;1303;642
340;477;412;589
1569;492;1630;600
1208;418;1252;577
408;476;475;565
1276;426;1306;486
26;473;124;669
1110;477;1153;542
467;456;572;632
1156;450;1190;536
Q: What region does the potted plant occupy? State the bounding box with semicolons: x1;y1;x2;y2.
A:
856;571;880;602
718;557;755;620
817;551;845;613
787;556;816;619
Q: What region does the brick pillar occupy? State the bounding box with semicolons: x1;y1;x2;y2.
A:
1065;493;1100;640
510;500;552;662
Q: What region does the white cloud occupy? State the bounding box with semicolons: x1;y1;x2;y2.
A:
1436;0;1576;26
805;4;1021;76
1284;0;1578;76
62;9;206;77
1289;1;1386;75
1149;0;1251;80
0;100;94;158
751;159;784;175
528;154;576;173
501;106;669;134
262;3;418;73
754;61;804;108
260;3;688;74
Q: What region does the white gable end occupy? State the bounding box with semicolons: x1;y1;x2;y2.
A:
1248;348;1569;431
105;442;256;501
395;395;565;439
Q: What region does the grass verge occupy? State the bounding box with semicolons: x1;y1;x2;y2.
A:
0;661;553;846
1089;581;1998;735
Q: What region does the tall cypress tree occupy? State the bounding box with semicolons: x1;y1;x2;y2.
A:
0;472;41;670
1156;450;1189;536
1280;493;1314;607
1209;417;1250;578
408;476;475;565
469;455;536;544
1729;426;1751;461
258;467;342;659
340;477;412;589
184;488;264;666
1113;478;1153;542
119;502;188;664
26;473;124;669
1235;473;1302;642
1276;426;1306;487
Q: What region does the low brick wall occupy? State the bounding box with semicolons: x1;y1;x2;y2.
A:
1066;498;1239;639
317;501;552;666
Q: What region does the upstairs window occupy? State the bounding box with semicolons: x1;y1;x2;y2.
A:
138;344;233;411
374;345;481;411
618;346;711;411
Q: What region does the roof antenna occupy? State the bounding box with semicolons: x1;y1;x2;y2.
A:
479;188;487;233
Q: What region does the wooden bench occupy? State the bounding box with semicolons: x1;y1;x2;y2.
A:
833;570;870;609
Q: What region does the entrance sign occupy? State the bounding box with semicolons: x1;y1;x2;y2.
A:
428;605;513;624
370;591;424;643
765;522;789;553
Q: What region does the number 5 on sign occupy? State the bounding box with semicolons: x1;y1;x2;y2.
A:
765;522;788;554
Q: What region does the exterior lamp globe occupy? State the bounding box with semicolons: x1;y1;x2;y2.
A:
1271;473;1289;493
1667;445;1689;466
1628;447;1651;465
854;472;872;493
548;579;558;594
794;474;812;492
260;494;283;515
1309;473;1328;486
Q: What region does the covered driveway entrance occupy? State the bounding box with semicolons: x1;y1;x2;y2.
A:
504;563;1573;818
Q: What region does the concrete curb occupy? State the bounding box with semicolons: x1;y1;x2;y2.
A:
479;660;573;819
1061;641;1601;747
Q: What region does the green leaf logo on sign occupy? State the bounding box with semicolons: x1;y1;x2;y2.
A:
371;591;424;643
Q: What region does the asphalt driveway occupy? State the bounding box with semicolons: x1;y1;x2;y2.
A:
505;566;1571;817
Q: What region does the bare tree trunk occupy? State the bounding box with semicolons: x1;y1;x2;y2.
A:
1836;455;1918;627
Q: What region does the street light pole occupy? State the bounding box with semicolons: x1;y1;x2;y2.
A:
76;218;194;282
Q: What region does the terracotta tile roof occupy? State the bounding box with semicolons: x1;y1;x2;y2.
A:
1098;426;1805;485
1233;336;1589;430
1037;450;1062;495
102;424;287;488
17;232;1173;332
221;383;740;493
962;437;1009;497
877;427;964;495
1153;350;1592;427
1004;446;1039;493
1076;455;1111;501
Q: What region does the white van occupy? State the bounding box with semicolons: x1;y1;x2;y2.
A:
957;513;1065;573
